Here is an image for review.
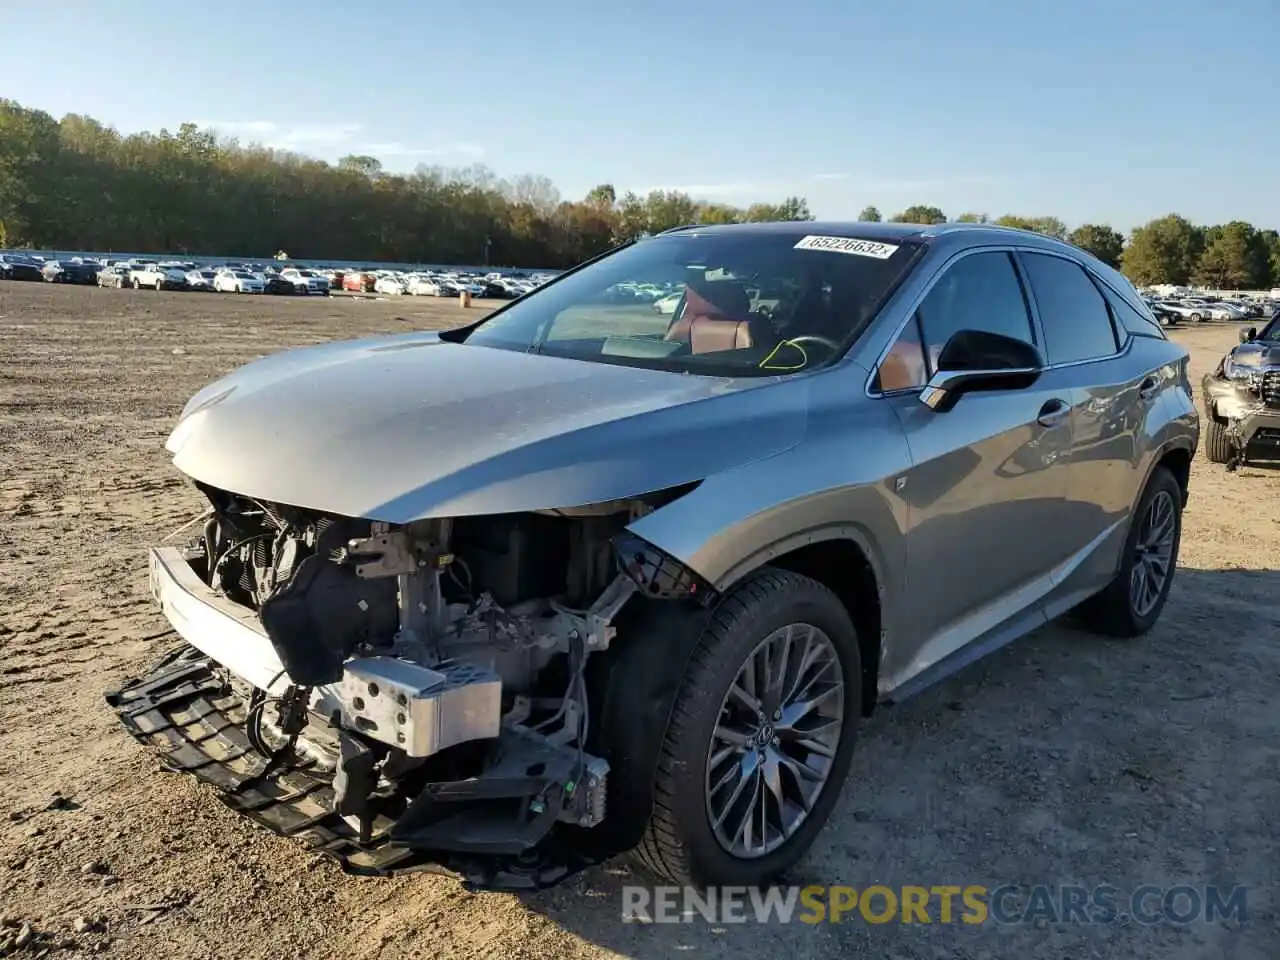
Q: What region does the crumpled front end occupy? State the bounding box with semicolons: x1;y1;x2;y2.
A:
1202;366;1280;466
107;481;709;890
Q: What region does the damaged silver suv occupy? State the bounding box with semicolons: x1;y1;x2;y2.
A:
1201;315;1280;468
108;222;1199;891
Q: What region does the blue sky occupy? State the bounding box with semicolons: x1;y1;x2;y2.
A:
3;0;1276;232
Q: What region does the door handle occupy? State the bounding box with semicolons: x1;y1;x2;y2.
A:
1036;398;1071;427
1139;375;1160;400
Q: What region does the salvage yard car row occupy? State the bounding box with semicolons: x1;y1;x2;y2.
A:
0;251;559;299
1139;290;1275;326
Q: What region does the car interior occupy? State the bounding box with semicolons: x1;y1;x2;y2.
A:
656;271;878;370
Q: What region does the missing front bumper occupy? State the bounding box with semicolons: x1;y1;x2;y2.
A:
111;546;613;890
1203;377;1280;463
104;648;608;890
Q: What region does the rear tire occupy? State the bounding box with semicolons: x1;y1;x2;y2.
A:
1075;466;1183;637
1204;418;1232;464
633;567;861;886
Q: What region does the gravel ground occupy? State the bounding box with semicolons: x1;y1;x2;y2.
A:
0;283;1276;959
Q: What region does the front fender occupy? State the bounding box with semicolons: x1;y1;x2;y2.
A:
626;391;911;663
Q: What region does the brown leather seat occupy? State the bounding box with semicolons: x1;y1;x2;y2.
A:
689;315;753;353
665;280;755;353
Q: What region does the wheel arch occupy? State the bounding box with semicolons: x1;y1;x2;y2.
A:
1131;438;1193;516
714;526;886;718
1157;444;1192;503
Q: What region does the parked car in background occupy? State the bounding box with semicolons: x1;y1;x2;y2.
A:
478;280;513;299
41;259;100;284
109;222;1197;892
652;291;684;315
186;269;219;291
279;267;331;296
342;270;376;292
1157;300;1212;323
0;254;48;281
264;274;301;296
1141;298;1179;327
406;276;445;296
132;263;189;290
1178;299;1236;321
374;275;408;295
98;264;135;288
213;269;265;294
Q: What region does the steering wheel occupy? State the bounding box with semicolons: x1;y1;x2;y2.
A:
782;334;842;354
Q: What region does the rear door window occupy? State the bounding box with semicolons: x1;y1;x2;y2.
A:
1020;253;1120;364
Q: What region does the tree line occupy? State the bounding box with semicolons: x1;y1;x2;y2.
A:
858;206;1280;290
1;98;1276;283
0;99;810;268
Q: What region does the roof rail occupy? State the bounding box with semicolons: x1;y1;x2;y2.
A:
657;224;701;235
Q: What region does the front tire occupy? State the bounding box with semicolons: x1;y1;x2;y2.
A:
1075;466;1183;637
1204;418;1232;464
634;568;861;886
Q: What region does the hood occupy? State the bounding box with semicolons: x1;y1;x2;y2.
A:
1231;340;1280;366
166;333;807;521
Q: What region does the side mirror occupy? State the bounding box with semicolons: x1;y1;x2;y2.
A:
919;329;1044;412
1239;326;1256;343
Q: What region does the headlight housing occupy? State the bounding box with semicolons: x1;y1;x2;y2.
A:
1222;355;1260;382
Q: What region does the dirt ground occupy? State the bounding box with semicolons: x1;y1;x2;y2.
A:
0;283;1276;960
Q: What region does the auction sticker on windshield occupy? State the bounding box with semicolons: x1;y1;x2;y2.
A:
793;235;900;258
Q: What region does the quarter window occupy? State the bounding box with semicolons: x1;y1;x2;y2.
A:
1020;253;1119;363
875;251;1035;391
1096;281;1161;340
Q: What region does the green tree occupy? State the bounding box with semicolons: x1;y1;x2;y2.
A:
1193;221;1269;289
891;204;947;224
744;196;813;221
1067;224;1125;267
1121;214;1203;286
994;214;1067;240
955;212;989;223
694;203;740;225
614;191;650;243
643;190;700;233
1260;229;1280;288
585;183;616;207
858;205;882;222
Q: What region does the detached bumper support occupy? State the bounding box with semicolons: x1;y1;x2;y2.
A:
106;649;419;873
106;648;608;889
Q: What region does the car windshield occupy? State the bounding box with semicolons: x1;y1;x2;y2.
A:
459;230;922;376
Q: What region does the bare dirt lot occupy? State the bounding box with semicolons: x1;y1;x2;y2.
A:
1;283;1276;959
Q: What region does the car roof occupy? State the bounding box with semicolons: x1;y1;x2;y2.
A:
657;221;930;241
655;219;1084;254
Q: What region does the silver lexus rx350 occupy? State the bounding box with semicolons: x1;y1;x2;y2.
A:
108;222;1199;890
